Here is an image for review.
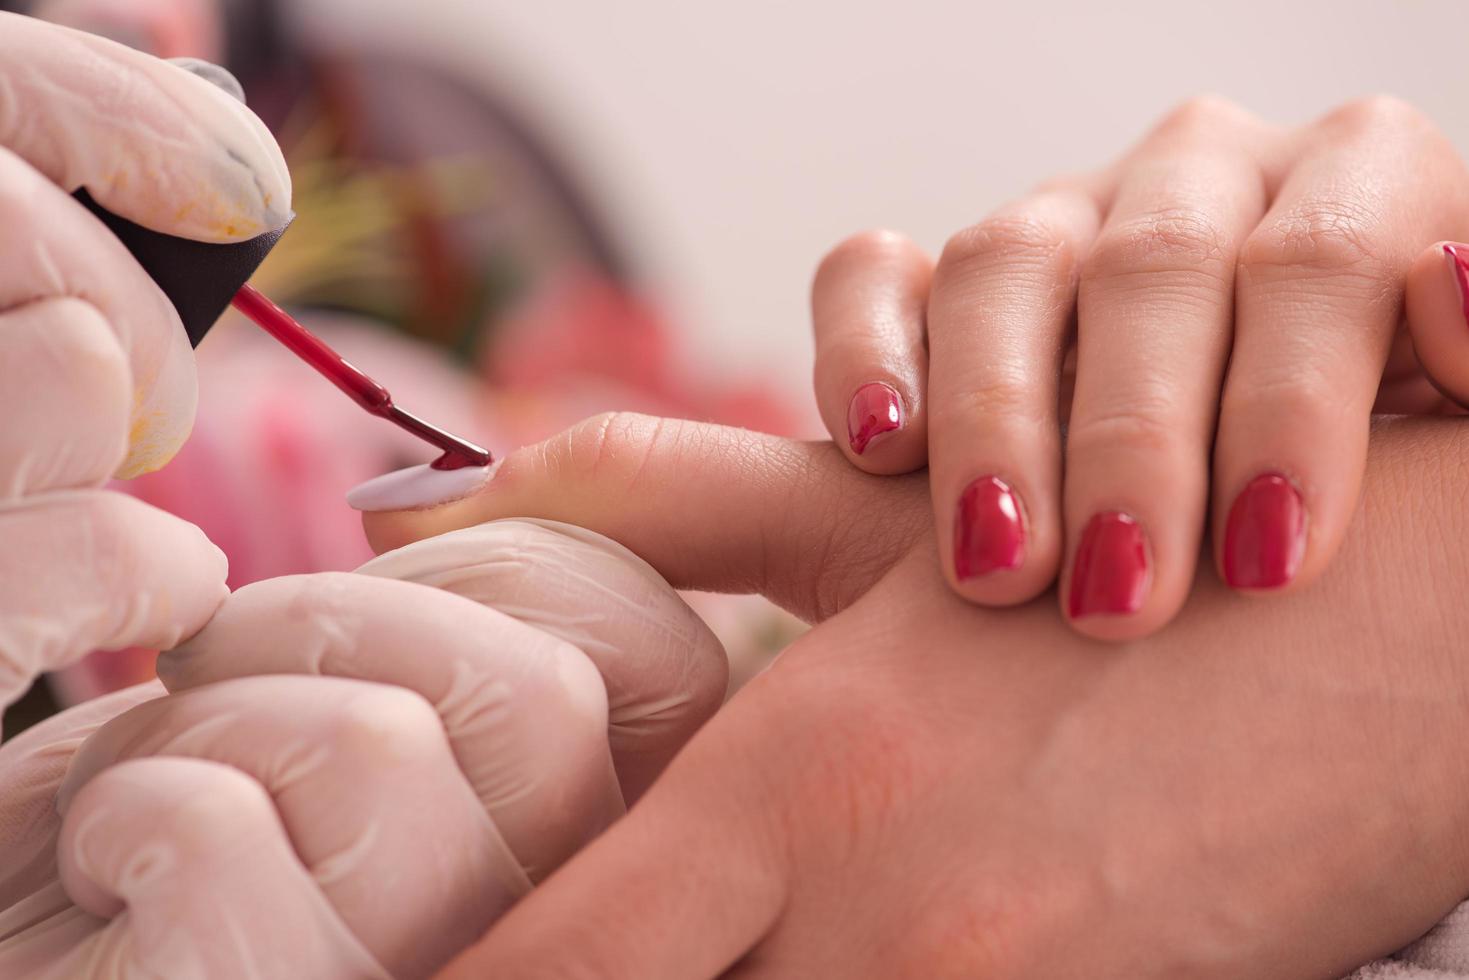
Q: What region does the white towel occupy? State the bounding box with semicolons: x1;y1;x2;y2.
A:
1346;902;1469;979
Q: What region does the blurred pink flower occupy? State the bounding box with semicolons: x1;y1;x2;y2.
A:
485;270;803;442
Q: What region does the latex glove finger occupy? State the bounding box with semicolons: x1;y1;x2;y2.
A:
0;145;186;484
0;13;291;480
0;681;163;914
0;13;289;240
354;519;728;801
56;675;522;979
0;299;129;497
157;571;622;882
2;757;387;980
0;491;226;726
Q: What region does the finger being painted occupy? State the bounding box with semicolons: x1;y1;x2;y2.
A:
354;414;931;624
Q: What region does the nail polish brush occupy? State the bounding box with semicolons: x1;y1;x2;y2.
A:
75;189;492;471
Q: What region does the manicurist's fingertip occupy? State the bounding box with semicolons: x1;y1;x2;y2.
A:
168;58;246;103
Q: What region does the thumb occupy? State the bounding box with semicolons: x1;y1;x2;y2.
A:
1404;242;1469;409
435;689;790;980
353;413;930;623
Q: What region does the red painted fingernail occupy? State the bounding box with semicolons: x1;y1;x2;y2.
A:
1068;512;1150;619
847;382;902;455
1223;473;1305;590
1444;244;1469;330
953;476;1025;580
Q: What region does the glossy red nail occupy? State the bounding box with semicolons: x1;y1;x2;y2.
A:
953;476;1025;580
847;382;902;454
1068;512;1150;619
1223;473;1305;590
1444;244;1469;330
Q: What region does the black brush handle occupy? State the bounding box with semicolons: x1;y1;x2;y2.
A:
74;189;291;346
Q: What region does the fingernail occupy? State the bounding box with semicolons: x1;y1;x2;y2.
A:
847;382;903;455
1068;512;1150;619
1223;473;1305;590
168;57;247;103
1444;244;1469;330
346;460;497;512
953;476;1025;580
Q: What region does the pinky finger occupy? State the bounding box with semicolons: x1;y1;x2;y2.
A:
811;230;932;472
1405;242;1469;408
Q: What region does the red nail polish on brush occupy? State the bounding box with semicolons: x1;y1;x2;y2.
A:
231;286;490;470
953;476;1025;580
74;190;491;471
1444;244;1469;330
1068;512;1150;619
1223;473;1304;590
847;382;902;454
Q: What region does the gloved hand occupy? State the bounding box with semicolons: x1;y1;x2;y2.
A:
0;520;727;979
0;12;291;726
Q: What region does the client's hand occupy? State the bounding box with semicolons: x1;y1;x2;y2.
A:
366;413;1469;979
0;520;726;979
809;96;1469;640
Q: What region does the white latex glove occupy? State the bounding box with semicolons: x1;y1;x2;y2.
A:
0;12;291;724
0;520;729;979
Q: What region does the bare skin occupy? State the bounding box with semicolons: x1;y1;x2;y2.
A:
364;411;1469;979
809;96;1469;642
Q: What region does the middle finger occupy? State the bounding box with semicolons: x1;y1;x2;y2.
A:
1063;98;1271;639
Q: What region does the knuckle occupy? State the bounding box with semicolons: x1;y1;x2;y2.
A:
1084;208;1232;282
816;228;917;282
940;213;1076;281
1153;94;1249;138
1241;200;1389;280
1326;94;1427;135
556;411;669;489
92;759;276;855
1068;398;1191;461
542;640;610;733
1222;368;1354;436
329;684;445;767
929;379;1048;436
165;768;276;844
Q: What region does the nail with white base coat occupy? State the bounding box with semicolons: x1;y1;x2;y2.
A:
347;460;498;513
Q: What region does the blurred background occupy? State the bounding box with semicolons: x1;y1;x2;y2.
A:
4;0;1466;730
